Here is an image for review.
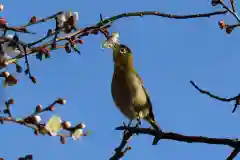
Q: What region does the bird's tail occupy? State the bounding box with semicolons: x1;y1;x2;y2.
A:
145;117;163;145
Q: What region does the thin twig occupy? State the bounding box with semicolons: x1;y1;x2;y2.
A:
190;80;240;113
110;130;133;160
96;10;227;26
230;0;236;13
226;147;240;160
24;11;63;27
0;26;35;34
190;80;237;102
219;1;240;23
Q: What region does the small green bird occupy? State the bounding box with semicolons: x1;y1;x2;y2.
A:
110;43;162;145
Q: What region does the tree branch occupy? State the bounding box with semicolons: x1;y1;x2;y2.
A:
111;126;240;160
190;80;240;113
226;148;240;160
97;10;227;26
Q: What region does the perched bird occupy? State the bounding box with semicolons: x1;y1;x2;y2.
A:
110;43;162;145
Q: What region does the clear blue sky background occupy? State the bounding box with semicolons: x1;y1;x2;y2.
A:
0;0;239;159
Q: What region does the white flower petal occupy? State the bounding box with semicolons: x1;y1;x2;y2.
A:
80;123;86;129
6;34;14;39
72;129;83;140
112;32;119;39
57;14;66;27
102;32;120;49
45;115;62;136
34;115;41;123
73;12;79;21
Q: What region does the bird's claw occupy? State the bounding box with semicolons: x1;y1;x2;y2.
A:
136;116;142;127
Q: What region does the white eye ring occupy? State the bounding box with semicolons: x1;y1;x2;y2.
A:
119;48;127;55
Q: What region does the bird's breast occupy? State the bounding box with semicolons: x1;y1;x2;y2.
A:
111;70;133;107
111;69;148;119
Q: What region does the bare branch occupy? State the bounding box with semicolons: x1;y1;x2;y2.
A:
230;0;236;13
110;130;133;160
190;80;240;113
96;10;227;26
116;126;239;148
226;148;240;160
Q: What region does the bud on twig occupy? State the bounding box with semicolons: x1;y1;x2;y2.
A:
51;42;57;49
60;136;66;144
47;29;53;36
0;17;7;25
211;0;221;6
62;121;72;129
30;16;37;24
56;98;67;105
25;154;33;160
0;4;4;11
65;44;71;53
226;26;233;34
5;74;18;87
1;72;9;78
76;123;86;129
77;39;84;44
34;129;38;136
218;20;227;29
16;65;22;73
35;104;43;113
7;98;14;105
48;105;55;111
30;76;37;84
24;116;41;124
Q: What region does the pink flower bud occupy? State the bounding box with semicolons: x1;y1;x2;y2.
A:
0;4;4;11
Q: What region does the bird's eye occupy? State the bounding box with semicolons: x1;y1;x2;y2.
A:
119;48;127;55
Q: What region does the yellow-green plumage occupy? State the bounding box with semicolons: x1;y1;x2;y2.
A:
111;44;162;145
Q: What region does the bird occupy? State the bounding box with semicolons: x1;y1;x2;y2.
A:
110;43;162;145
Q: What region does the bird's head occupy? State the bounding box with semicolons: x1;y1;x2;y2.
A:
112;44;133;70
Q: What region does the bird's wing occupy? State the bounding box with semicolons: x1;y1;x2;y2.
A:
134;71;156;121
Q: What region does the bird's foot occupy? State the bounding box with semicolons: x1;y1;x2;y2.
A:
127;120;133;127
136;116;142;128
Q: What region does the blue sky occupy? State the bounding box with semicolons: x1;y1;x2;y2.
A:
0;0;240;159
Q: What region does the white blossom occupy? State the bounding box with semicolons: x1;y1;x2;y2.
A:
56;11;78;28
0;34;22;61
72;129;83;140
45;115;62;136
34;115;41;123
102;32;120;49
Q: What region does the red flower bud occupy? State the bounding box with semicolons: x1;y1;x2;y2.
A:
226;27;233;34
47;29;53;36
49;105;55;111
51;42;57;49
35;104;43;113
78;39;84;44
30;16;37;24
218;20;227;29
62;121;71;129
0;17;7;25
25;154;33;160
7;98;14;105
30;76;37;84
